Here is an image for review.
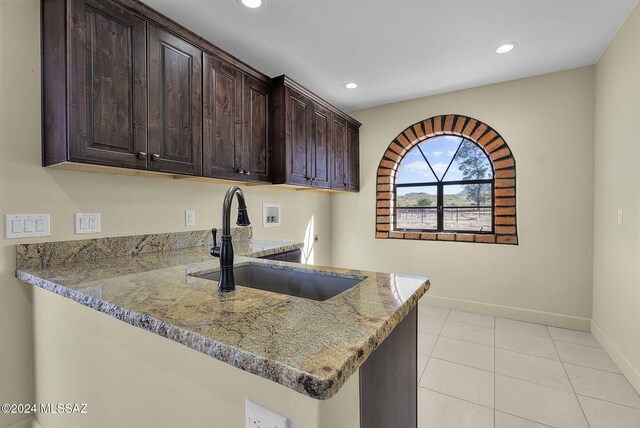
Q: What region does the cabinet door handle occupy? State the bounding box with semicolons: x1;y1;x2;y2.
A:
151;154;160;161
244;169;250;176
136;151;147;160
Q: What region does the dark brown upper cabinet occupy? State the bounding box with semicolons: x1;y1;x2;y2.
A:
271;76;360;192
42;0;356;190
242;76;270;183
272;86;312;186
311;104;331;189
346;122;360;192
148;25;203;176
203;54;243;180
330;114;348;190
330;116;360;191
44;0;204;176
203;55;270;183
51;0;148;169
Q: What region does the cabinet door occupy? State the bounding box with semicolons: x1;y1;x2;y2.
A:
285;89;312;186
346;123;360;192
148;25;202;175
68;0;147;168
203;54;242;179
330;114;348;190
311;104;331;188
243;76;270;182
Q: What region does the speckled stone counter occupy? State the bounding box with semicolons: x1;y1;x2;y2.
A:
15;231;429;400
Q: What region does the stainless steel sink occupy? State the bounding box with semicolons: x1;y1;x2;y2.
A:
194;263;364;301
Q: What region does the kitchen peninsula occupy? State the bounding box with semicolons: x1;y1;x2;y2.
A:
16;230;428;428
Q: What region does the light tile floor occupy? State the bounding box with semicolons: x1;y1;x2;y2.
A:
417;306;640;428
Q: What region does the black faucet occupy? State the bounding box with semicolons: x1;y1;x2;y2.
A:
210;186;251;292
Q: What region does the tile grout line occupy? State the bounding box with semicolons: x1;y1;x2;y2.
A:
548;325;593;428
551;337;602;349
419;313;446;386
435;314;446;335
575;393;640;412
439;332;494;348
418;385;494;411
437;332;565;364
494;372;574;395
425;342;570;376
496;410;555;428
427;356;494;375
493;344;561;363
418;360;428;384
559;359;622;375
447;315;495;329
436;334;494;349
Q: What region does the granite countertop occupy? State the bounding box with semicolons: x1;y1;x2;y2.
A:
15;230;429;400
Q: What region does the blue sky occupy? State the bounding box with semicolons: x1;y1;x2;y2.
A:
396;136;491;195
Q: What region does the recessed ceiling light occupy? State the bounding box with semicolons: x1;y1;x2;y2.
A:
344;82;358;89
238;0;263;8
496;43;517;54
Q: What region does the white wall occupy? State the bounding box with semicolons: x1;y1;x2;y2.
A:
592;1;640;393
333;67;596;329
0;2;332;426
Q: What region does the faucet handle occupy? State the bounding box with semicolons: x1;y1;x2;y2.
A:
210;228;221;257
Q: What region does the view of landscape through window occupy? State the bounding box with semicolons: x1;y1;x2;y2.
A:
395;135;494;232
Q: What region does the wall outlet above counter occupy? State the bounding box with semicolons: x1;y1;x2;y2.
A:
75;213;100;234
262;203;281;228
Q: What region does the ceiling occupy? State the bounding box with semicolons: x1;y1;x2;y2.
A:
144;0;638;112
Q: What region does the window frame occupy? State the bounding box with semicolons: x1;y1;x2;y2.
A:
394;136;495;234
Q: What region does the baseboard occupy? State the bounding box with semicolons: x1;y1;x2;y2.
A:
591;320;640;395
419;295;591;331
5;417;42;428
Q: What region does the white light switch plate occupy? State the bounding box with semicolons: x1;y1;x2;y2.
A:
5;214;50;239
185;210;196;226
246;400;287;428
617;208;624;226
75;213;100;234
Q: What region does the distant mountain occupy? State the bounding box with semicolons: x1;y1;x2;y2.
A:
397;187;490;208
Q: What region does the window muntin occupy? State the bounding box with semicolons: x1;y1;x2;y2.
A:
395;135;494;233
396;147;438;184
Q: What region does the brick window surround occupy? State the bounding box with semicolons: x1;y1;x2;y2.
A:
376;114;518;245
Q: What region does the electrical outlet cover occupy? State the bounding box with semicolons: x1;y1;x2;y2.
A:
75;213;100;234
246;400;287;428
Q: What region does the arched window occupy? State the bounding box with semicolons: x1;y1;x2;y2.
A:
376;115;518;245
